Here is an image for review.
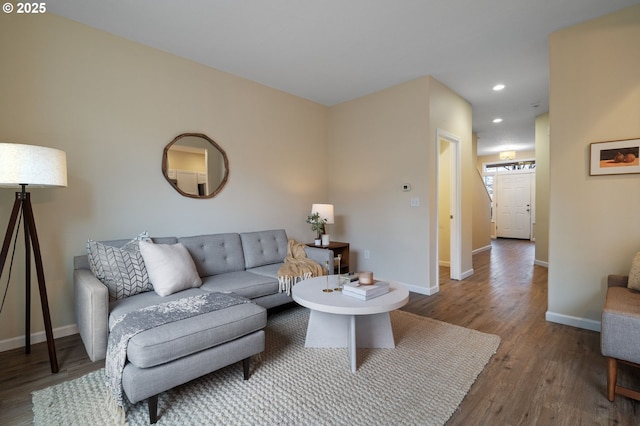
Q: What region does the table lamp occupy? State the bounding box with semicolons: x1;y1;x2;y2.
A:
0;142;67;374
311;203;334;245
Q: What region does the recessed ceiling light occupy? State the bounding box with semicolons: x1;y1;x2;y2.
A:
493;118;503;123
493;84;505;91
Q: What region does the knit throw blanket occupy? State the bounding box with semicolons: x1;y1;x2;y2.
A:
277;239;326;295
105;292;251;408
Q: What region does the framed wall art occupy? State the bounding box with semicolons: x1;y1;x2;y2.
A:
589;138;640;175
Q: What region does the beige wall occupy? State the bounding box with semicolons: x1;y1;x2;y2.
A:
327;76;472;292
0;14;329;343
168;151;206;173
428;77;474;283
327;77;431;289
472;168;492;251
471;133;492;251
534;113;550;265
438;142;451;264
547;5;640;330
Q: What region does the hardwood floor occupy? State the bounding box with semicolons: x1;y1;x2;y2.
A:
1;238;638;425
403;239;640;425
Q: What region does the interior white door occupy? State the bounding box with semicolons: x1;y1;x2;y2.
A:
496;173;531;239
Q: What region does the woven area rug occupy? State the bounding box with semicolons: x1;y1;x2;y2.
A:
33;307;500;425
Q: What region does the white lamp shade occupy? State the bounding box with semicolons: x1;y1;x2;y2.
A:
0;143;67;187
311;203;334;224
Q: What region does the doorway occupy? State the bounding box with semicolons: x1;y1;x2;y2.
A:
436;129;462;282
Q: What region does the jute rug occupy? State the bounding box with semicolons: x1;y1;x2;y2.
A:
33;307;500;425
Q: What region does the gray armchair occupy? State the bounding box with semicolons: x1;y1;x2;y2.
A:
601;274;640;401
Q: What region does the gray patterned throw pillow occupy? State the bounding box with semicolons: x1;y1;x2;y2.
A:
87;232;153;300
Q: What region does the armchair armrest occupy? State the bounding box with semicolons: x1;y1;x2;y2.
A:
304;246;335;274
74;269;109;361
608;274;629;288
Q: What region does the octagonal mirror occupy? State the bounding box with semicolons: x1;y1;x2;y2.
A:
162;133;229;199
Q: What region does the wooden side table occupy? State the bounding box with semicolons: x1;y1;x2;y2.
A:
306;241;349;273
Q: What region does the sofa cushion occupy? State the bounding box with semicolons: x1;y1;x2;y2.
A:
140;241;203;296
247;262;283;280
125;300;266;369
240;229;288;269
86;232;152;300
200;271;279;299
602;286;640;363
179;234;245;277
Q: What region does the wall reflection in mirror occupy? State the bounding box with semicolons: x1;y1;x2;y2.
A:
162;133;229;199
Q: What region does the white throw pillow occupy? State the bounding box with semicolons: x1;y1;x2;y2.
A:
628;251;640;291
139;241;202;296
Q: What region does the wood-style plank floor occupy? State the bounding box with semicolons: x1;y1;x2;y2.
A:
403;239;640;425
1;238;638;425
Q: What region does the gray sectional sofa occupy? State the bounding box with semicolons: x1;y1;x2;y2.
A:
73;228;332;422
74;228;332;361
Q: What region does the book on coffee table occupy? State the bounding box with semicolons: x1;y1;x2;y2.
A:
342;281;389;300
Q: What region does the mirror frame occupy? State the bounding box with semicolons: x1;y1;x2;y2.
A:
162;132;230;199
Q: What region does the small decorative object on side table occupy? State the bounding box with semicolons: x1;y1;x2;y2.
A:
306;212;327;246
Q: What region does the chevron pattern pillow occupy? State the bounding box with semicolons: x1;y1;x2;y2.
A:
87;232;153;300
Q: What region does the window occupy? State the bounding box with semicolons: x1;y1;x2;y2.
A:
484;160;535;173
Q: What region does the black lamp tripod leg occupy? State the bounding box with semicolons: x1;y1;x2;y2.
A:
22;192;58;373
0;196;21;275
23;195;31;353
0;190;58;374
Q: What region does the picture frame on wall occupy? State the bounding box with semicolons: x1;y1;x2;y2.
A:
589;138;640;175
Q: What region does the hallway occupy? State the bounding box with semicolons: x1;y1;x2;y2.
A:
403;238;639;425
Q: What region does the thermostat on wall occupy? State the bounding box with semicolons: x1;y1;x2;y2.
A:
402;183;411;192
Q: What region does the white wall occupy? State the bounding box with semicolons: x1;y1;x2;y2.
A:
547;5;640;330
0;14;328;343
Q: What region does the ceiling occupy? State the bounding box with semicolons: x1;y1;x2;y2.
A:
48;1;640;156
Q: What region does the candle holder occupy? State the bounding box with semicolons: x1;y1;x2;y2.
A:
323;260;333;293
334;254;342;291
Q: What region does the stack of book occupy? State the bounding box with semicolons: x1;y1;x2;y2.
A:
342;281;389;300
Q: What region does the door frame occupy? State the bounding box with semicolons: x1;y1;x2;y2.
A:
436;129;462;282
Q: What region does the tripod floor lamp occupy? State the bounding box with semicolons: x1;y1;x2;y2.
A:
0;143;67;374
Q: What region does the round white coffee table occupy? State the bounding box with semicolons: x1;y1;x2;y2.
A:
292;275;409;372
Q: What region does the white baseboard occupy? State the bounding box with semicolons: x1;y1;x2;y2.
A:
0;324;79;353
545;311;601;332
380;277;438;296
439;260;451;267
472;245;492;255
534;259;549;268
461;268;474;280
